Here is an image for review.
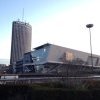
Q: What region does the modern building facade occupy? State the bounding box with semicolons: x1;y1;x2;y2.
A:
13;43;100;75
31;43;100;66
10;21;32;65
31;43;100;74
15;52;34;73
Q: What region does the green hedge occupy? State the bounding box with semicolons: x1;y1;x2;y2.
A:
0;83;100;100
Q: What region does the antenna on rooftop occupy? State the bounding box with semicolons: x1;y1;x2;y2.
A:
22;8;24;22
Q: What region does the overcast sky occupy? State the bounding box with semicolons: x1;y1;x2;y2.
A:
0;0;100;62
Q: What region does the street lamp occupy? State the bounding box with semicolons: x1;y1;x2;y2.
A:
86;24;94;69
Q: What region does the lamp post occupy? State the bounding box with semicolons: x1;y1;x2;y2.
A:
86;24;94;69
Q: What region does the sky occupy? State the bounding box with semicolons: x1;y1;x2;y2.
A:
0;0;100;63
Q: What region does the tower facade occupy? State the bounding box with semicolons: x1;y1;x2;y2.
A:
10;21;32;64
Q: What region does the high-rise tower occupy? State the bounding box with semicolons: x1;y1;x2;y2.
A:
10;21;32;64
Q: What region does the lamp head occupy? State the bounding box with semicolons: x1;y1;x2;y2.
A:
86;24;93;28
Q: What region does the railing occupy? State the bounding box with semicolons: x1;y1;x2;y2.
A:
0;76;100;85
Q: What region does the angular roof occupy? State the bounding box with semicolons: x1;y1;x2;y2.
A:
34;43;51;50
